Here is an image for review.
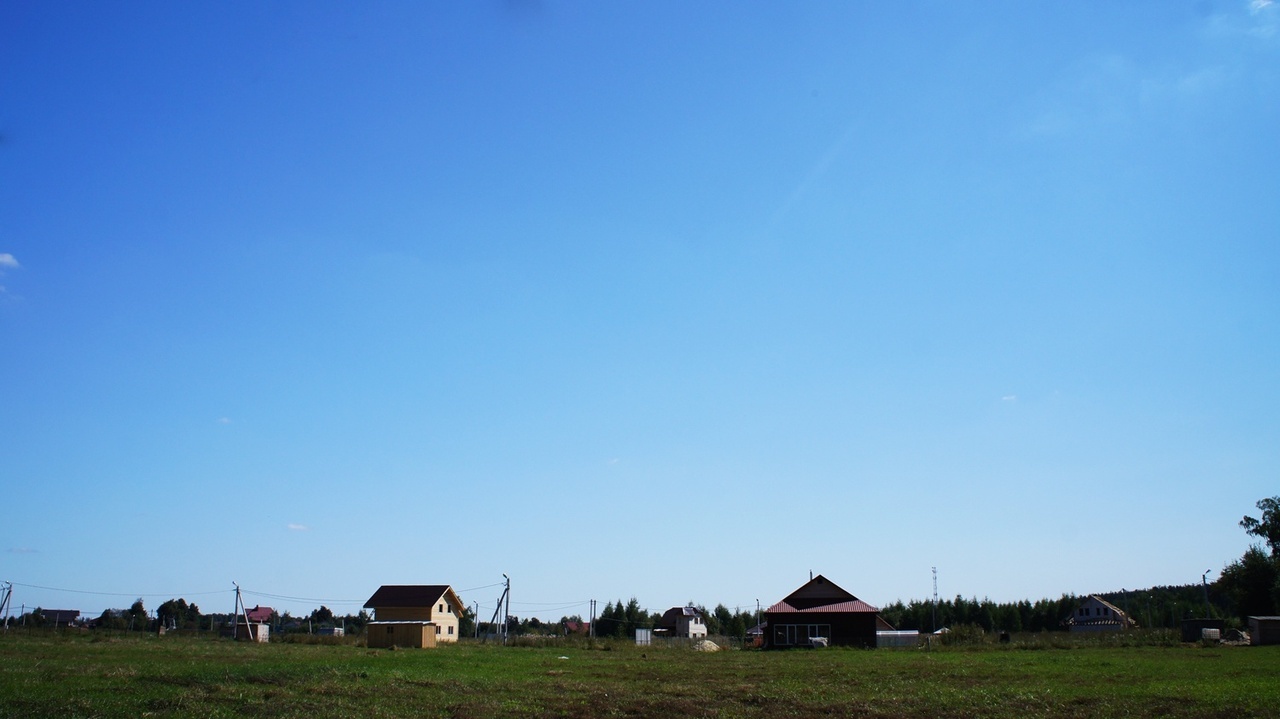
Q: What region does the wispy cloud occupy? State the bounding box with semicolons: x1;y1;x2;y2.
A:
0;253;17;269
287;523;310;531
1002;395;1018;402
1020;3;1275;139
217;417;232;425
8;547;39;554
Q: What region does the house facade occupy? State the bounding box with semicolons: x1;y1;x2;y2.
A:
655;606;708;639
764;575;885;649
364;585;466;648
1066;595;1135;632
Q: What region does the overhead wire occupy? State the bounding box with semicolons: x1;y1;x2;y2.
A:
9;581;233;598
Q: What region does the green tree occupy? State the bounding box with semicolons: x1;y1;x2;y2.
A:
458;606;475;638
127;599;148;631
157;598;201;629
1241;496;1280;556
1218;545;1280;619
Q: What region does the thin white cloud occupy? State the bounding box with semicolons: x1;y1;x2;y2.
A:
8;547;39;554
1002;395;1018;402
287;523;310;531
0;253;17;269
217;417;232;425
1021;3;1275;139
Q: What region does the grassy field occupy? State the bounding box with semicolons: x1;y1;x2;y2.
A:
2;633;1278;718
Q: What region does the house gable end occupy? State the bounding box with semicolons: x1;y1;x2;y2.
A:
782;575;859;610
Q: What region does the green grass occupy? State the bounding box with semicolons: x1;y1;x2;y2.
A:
2;633;1278;718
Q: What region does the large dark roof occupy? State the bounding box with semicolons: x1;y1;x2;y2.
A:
766;599;879;614
765;575;880;614
364;585;453;608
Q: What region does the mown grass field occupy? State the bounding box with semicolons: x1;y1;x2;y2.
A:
2;633;1278;718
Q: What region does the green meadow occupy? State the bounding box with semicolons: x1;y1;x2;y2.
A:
2;633;1277;718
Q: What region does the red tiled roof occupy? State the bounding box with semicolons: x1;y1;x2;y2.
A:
245;606;273;623
766;599;879;614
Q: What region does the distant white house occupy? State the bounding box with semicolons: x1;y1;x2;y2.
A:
1066;595;1135;632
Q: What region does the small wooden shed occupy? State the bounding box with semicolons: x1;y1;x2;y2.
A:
234;621;270;643
366;621;438;649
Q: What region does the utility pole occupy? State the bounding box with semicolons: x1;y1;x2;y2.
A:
233;582;253;641
484;575;510;644
1202;569;1212;619
589;599;596;638
0;582;12;632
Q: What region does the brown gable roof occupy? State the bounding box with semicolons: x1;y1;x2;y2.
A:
364;585;460;610
766;575;881;614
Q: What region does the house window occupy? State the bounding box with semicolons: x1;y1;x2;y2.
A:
773;624;831;645
435;625;441;635
448;626;454;635
387;626;394;635
439;604;444;613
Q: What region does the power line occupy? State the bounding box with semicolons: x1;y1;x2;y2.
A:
10;582;232;598
456;582;504;593
240;590;365;605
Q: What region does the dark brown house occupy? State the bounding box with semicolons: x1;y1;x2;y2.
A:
764;575;886;648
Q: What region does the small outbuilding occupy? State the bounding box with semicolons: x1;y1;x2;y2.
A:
234;621;270;642
1248;616;1280;646
364;584;465;649
1180;618;1226;643
41;610;80;627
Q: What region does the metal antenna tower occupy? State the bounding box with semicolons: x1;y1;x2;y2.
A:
931;567;939;633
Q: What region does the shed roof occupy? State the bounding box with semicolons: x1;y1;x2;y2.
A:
364;585;464;611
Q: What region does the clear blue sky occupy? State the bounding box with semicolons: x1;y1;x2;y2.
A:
2;1;1277;622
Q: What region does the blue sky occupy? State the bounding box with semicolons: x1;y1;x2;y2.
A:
2;1;1278;622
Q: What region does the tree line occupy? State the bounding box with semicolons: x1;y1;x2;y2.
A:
9;497;1276;637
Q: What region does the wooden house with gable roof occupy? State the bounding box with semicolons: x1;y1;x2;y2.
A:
764;575;888;648
364;585;466;648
